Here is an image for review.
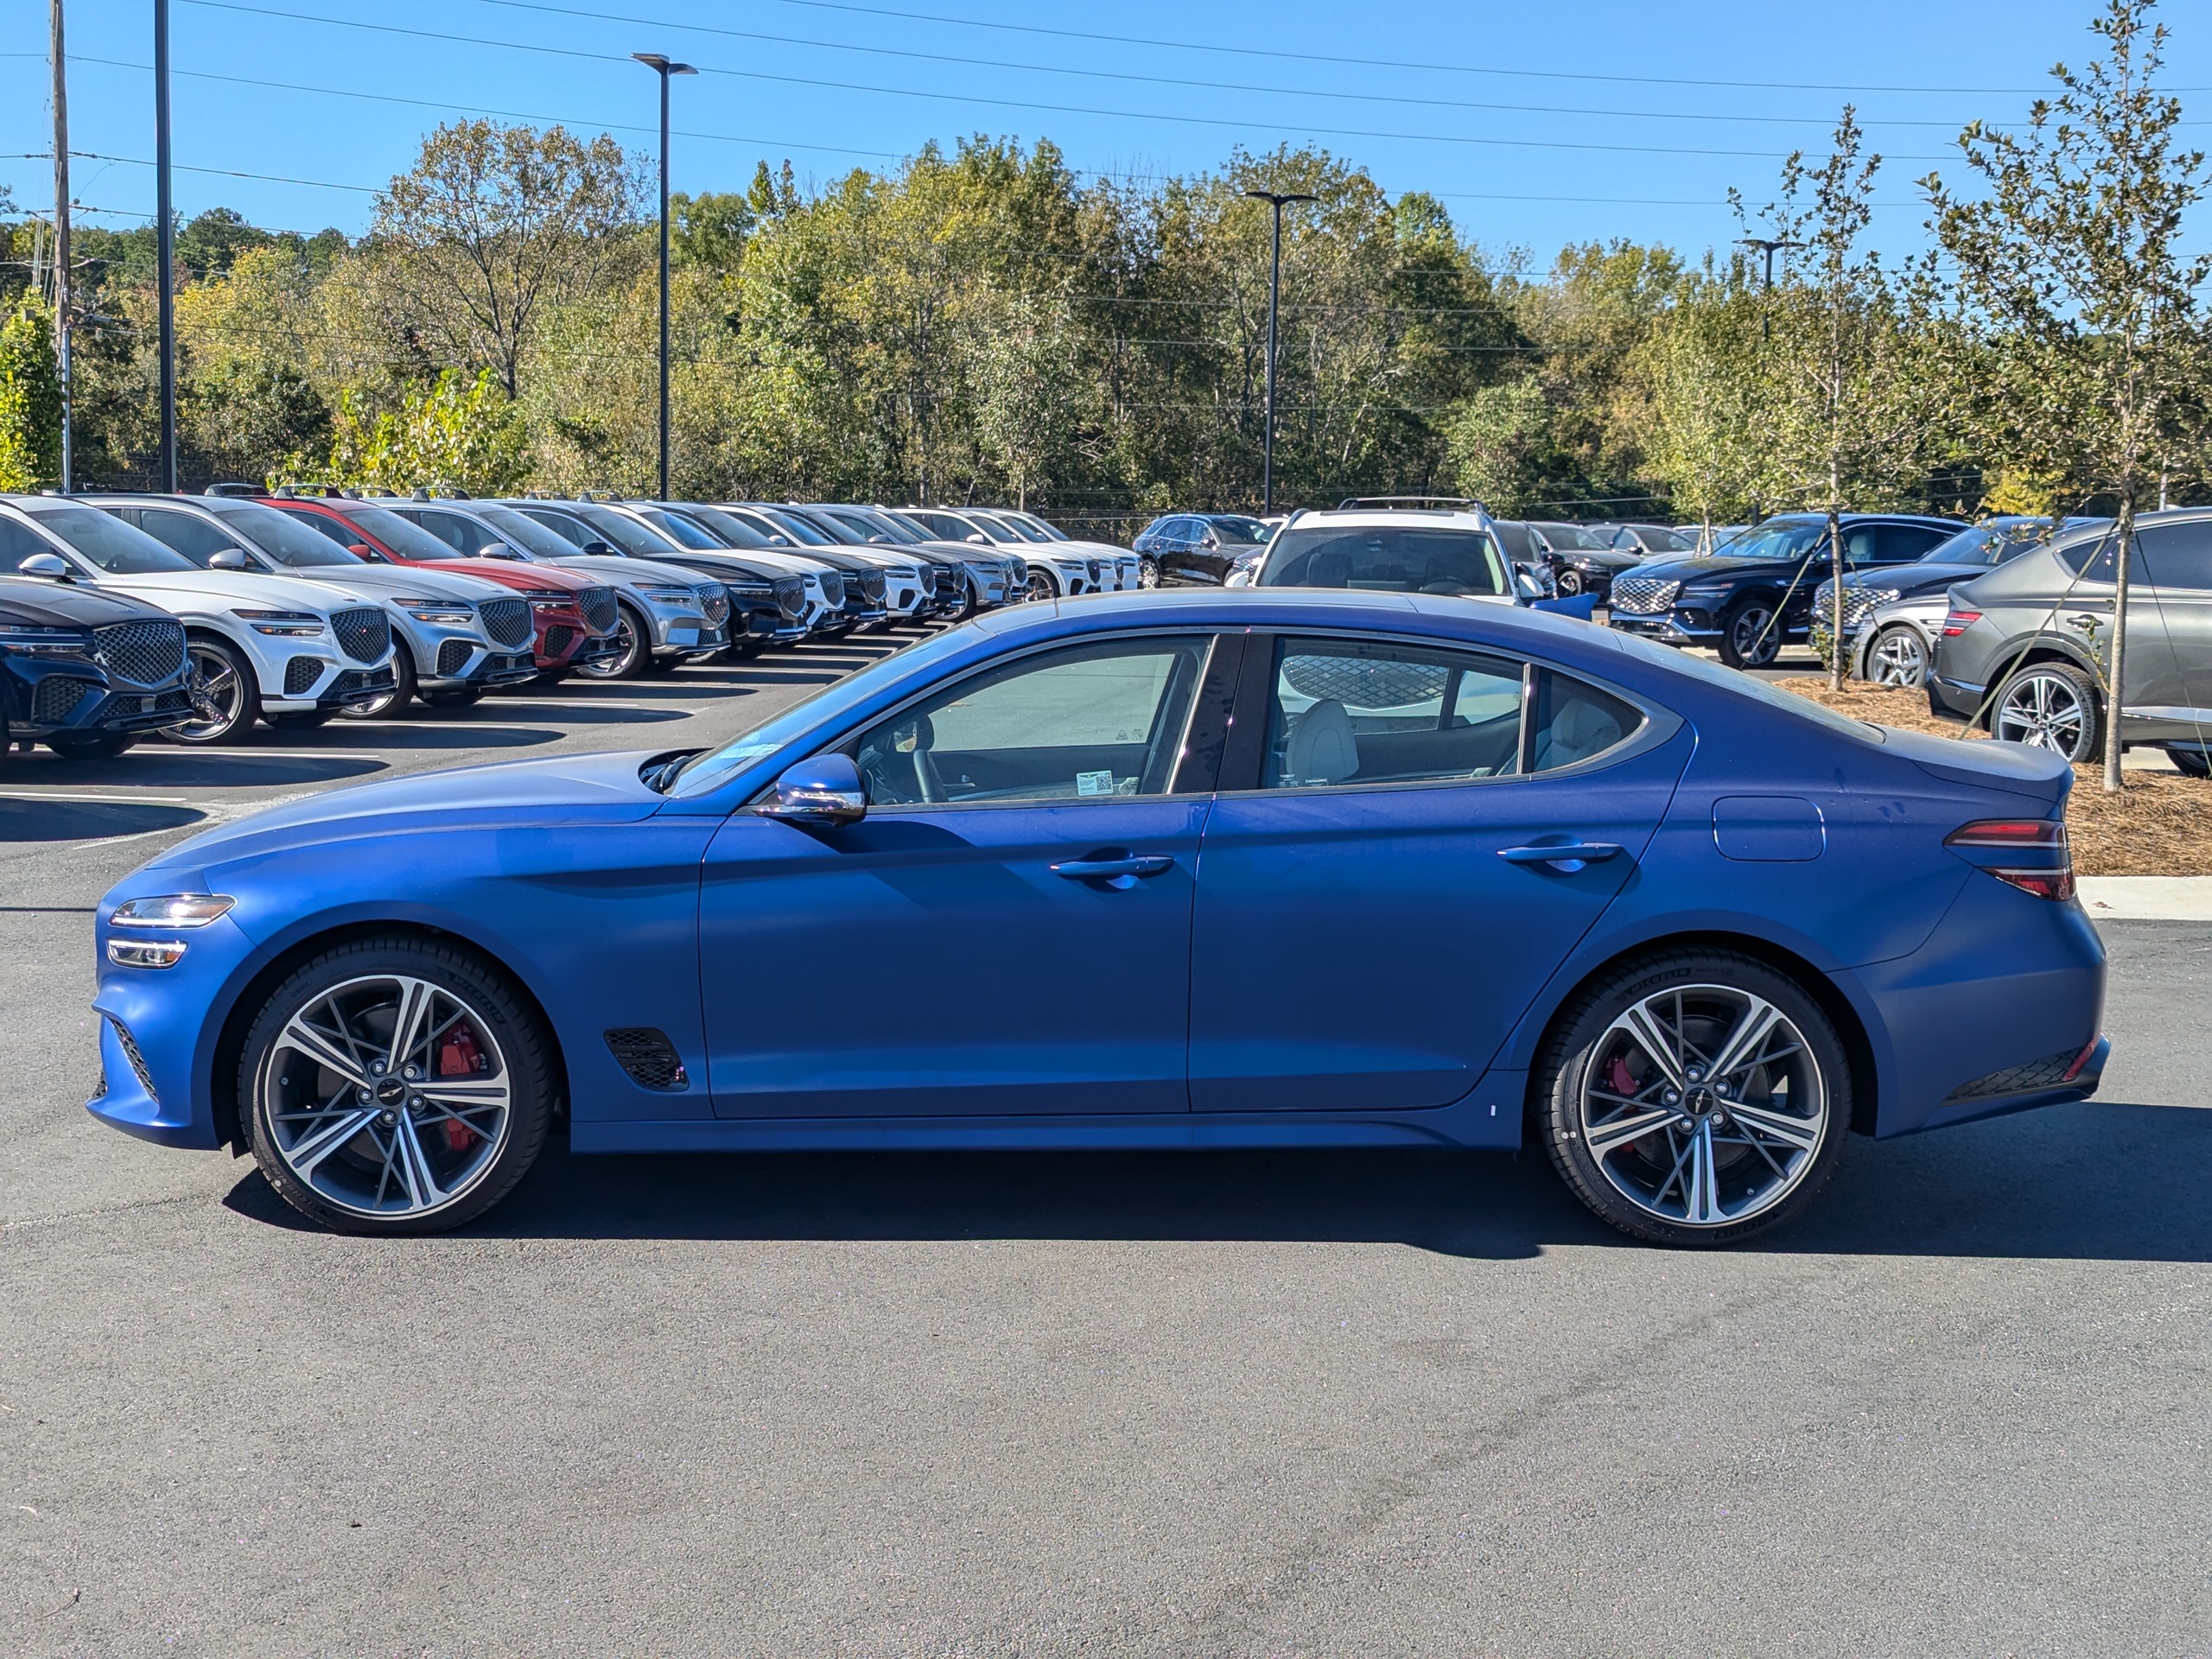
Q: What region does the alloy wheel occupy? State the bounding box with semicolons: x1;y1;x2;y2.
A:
1726;605;1780;668
576;610;646;680
1867;626;1929;689
1578;985;1829;1230
1025;569;1057;603
1994;671;2090;758
1556;569;1584;597
162;641;250;743
1138;556;1161;589
258;973;512;1220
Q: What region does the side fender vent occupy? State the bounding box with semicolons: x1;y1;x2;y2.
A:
604;1028;689;1091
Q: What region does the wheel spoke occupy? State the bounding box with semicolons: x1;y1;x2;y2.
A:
280;1015;372;1090
385;977;436;1076
1620;1001;1688;1089
1586;1105;1679;1158
416;1077;508;1110
1706;996;1784;1082
388;1111;448;1211
286;1105;380;1174
1681;1120;1724;1224
1727;1100;1822;1154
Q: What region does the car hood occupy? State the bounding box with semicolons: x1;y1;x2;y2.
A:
0;575;175;628
141;749;669;876
550;554;711;588
1840;562;1993;597
86;570;383;612
274;565;510;601
1626;553;1815;584
1557;546;1644;570
409;556;596;592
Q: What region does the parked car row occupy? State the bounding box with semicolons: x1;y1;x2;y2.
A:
0;490;1114;758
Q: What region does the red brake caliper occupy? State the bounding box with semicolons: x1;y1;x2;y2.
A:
437;1026;485;1152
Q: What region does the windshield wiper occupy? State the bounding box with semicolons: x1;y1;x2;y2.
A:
639;748;706;793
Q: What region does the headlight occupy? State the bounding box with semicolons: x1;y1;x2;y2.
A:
108;939;187;969
0;623;92;656
639;584;697;605
391;598;477;624
232;609;324;637
519;590;571;612
111;893;235;928
726;581;772;598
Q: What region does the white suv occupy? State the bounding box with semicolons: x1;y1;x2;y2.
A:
3;498;397;743
1249;498;1523;605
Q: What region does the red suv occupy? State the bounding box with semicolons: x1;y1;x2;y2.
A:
259;492;621;677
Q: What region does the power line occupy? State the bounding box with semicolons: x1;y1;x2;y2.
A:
177;1;1974;165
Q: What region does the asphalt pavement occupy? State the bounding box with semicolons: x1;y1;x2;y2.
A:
3;640;2209;1656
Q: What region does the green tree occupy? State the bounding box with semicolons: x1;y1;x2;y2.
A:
1442;376;1554;515
1637;266;1776;538
0;295;63;491
327;367;528;495
1924;0;2210;789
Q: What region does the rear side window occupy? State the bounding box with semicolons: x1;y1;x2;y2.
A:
1261;525;1508;597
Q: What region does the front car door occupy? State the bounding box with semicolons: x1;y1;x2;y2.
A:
1189;629;1689;1116
698;629;1233;1118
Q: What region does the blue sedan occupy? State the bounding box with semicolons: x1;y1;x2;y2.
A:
88;591;2107;1244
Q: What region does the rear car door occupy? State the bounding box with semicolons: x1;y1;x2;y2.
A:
1188;630;1688;1114
697;630;1230;1118
2127;522;2212;720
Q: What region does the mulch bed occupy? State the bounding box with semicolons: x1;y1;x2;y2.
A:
1779;679;2212;877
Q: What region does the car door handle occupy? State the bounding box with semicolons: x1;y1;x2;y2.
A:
1051;854;1177;888
2068;613;2103;630
1497;842;1625;874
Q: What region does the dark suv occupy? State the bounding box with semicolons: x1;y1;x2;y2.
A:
1606;512;1965;668
0;561;195;760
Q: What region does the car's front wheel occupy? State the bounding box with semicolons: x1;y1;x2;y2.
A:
1025;569;1058;603
2165;746;2211;779
162;637;257;745
342;647;416;719
238;936;555;1235
1865;623;1929;688
1992;660;2101;762
1137;555;1161;589
1555;567;1585;598
46;730;134;760
1717;599;1782;670
1537;951;1849;1246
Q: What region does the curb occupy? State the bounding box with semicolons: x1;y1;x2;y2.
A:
2075;876;2212;921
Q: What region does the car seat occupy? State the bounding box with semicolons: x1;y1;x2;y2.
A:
1533;694;1623;770
1283;698;1358;785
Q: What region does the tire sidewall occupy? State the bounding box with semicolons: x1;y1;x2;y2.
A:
239;936;555;1236
1994;662;2101;762
1538;951;1852;1247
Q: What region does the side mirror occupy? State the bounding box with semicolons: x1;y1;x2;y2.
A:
757;753;867;827
967;533;988;544
19;551;71;582
768;535;791;546
1201;535;1219;550
346;542;381;562
868;535;892;544
208;546;251;570
582;540;616;556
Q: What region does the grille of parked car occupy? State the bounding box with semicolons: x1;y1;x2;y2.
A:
435;639;474;676
1811;582;1903;630
1286;658;1451;709
576;586;618;634
931;568;962;602
603;1027;689;1091
331;607;391;664
479;596;531;647
855;570;887;607
698;587;730;626
31;675;93;724
1609;577;1681;614
772;576;805;619
283;656;322;696
543;626;575;658
1086;559;1101;583
92;620;187;686
817;572;846;609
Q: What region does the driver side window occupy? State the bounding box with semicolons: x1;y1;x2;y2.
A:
850;635;1211;808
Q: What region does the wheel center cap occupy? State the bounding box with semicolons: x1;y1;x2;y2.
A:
374;1077;407;1106
1684;1085;1717;1118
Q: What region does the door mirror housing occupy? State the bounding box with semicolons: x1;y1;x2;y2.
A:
207;546;251;570
346;542;383;563
18;551;72;582
967;533;988;544
582;540;616;556
758;753;868;827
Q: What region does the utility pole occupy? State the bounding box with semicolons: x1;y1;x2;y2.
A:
156;0;177;492
632;53;695;502
1244;188;1316;516
1738;235;1803;340
50;0;73;492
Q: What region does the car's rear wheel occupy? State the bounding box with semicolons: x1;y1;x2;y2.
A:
1138;556;1161;589
1718;599;1782;670
1537;951;1848;1247
1992;660;2101;762
1866;623;1929;688
2164;745;2211;779
239;937;554;1235
162;637;257;745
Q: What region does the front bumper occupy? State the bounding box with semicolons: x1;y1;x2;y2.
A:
4;658;198;737
1608;613;1713;647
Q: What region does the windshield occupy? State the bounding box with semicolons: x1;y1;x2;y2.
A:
1628;524;1694;551
963;511;1027;541
631;506;728;551
743;505;834;546
563;503;686;558
820;506;904;544
1261;524;1509;597
208;501;359;567
1922;518;2055;569
1707;520;1825;562
478;505;587;559
785;508;867;546
334;505;478;562
1011;512;1070;542
669;626;979;797
672;505;775;549
905;509;983;543
21;504;197;573
977;511;1046;543
1535;522;1612;551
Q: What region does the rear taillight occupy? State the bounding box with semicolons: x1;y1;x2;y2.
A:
1945;818;2075;901
1941;607;1981;637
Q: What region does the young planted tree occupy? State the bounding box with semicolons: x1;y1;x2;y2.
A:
1924;0;2209;791
1637;264;1775;539
1747;109;1934;690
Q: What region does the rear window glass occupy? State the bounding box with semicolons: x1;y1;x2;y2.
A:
1261;525;1508;597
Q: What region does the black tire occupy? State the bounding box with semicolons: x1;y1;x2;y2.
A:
1717;597;1783;670
267;708;334;731
1025;569;1058;603
45;729;135;760
238;934;556;1236
1990;659;2101;763
1865;623;1930;689
1137;556;1161;590
162;635;257;745
422;684;485;709
341;647;416;720
2164;745;2211;779
1536;950;1851;1247
1555;567;1586;598
575;602;652;681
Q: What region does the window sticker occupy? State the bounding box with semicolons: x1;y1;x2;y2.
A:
1075;769;1115;797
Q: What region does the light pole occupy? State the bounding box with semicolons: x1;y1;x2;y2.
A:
1737;235;1803;340
1243;188;1315;515
632;52;695;501
156;0;176;492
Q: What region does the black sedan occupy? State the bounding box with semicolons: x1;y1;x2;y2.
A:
1605;512;1966;668
1528;522;1648;601
1130;513;1272;586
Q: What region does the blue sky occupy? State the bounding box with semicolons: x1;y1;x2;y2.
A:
6;0;2209;264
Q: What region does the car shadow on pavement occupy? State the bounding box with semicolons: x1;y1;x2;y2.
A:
2;752;388;789
220;1098;2212;1261
0;800;206;841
